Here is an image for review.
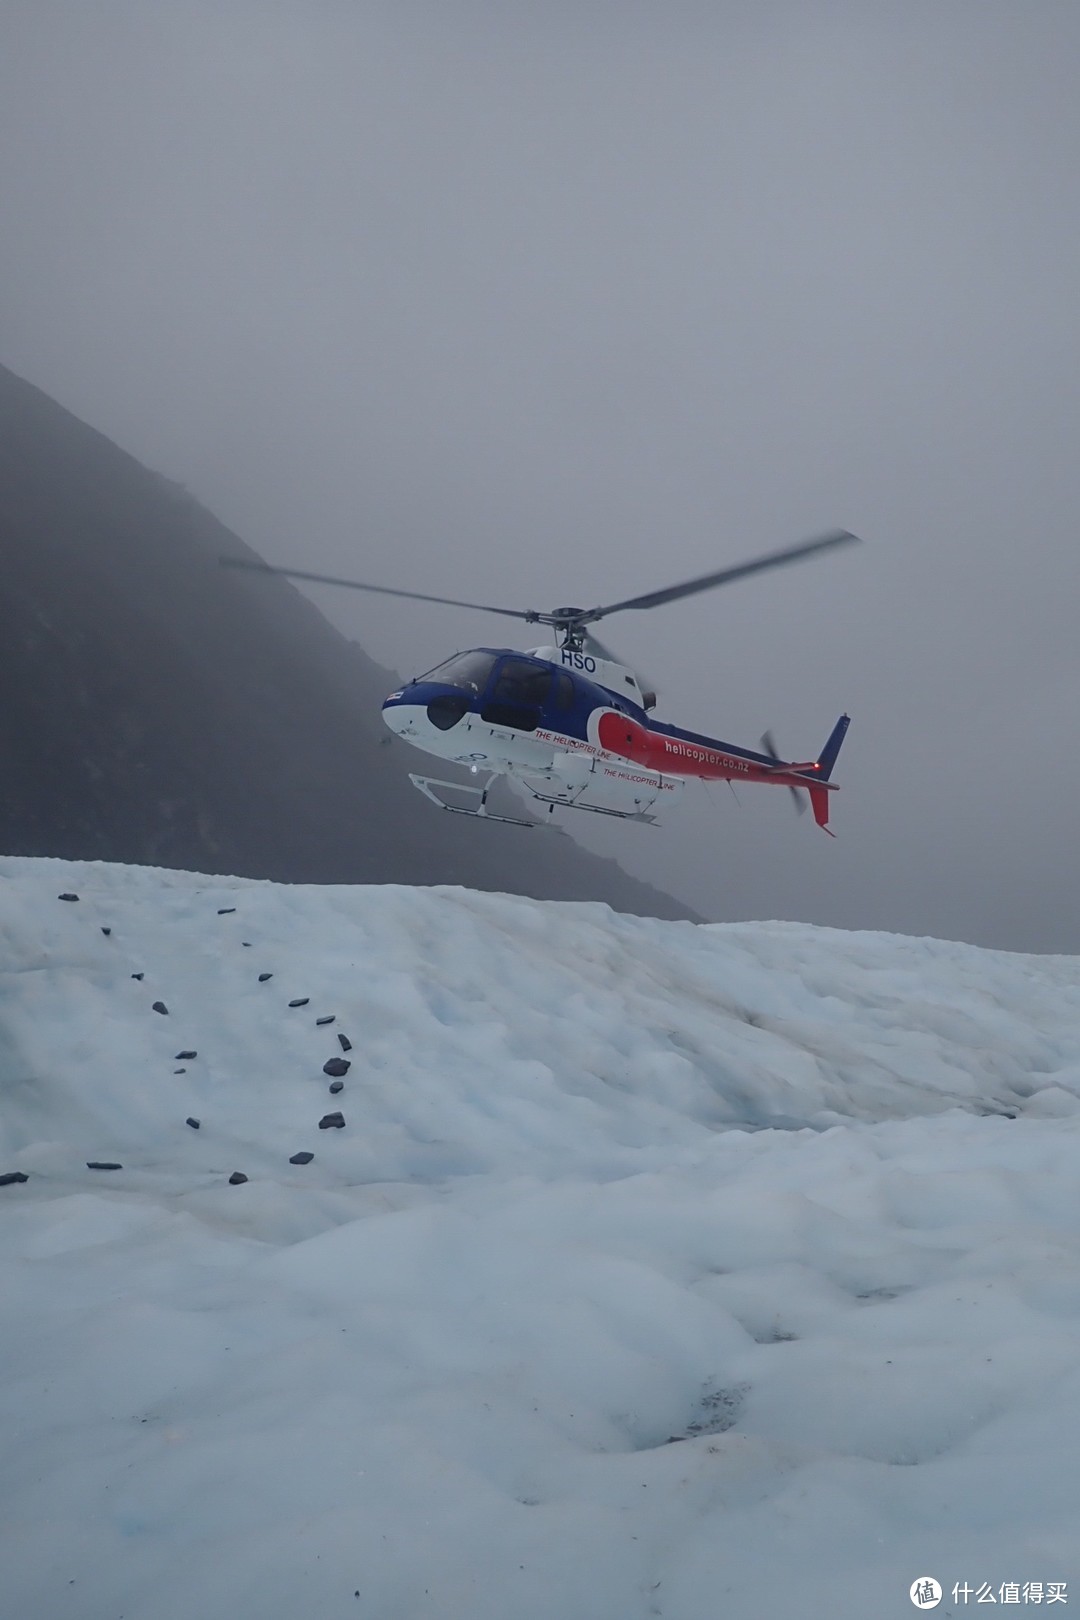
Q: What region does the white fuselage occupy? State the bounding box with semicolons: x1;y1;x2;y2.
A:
381;646;681;821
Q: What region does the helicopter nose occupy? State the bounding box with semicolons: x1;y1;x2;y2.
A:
382;690;421;737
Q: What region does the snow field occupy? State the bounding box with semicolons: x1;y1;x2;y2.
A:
1;856;1079;1618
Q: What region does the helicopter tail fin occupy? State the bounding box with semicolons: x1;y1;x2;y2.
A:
815;714;850;782
805;782;835;835
800;715;850;836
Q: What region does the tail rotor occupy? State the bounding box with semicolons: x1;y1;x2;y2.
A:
760;731;808;816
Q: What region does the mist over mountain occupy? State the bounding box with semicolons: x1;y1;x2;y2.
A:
0;362;697;921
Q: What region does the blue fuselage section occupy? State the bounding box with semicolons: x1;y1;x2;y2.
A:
381;646;774;770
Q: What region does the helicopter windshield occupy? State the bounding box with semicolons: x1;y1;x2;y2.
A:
418;650;497;695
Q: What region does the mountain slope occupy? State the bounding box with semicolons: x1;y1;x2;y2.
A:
0;361;697;919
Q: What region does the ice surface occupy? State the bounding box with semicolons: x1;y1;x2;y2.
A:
1;856;1078;1618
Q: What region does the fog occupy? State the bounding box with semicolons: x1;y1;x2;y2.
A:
3;1;1079;949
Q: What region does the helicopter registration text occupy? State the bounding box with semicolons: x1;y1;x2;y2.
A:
560;649;597;673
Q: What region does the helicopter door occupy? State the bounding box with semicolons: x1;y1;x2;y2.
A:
480;658;552;732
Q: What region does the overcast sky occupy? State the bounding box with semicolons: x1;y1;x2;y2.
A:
3;1;1079;950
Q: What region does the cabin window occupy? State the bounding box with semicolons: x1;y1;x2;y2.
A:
491;659;552;706
419;651;497;695
553;672;574;710
477;657;552;732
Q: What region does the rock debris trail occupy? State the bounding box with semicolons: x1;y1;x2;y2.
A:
3;873;356;1188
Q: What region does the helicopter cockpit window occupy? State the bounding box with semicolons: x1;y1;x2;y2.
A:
419;651;497;695
553;672;574;710
491;659;552;706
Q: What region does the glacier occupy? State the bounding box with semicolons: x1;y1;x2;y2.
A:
1;856;1078;1618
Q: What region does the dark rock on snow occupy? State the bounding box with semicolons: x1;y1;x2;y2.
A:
87;1161;122;1171
186;1117;200;1129
289;997;310;1008
175;1050;197;1060
316;1015;335;1026
152;1000;168;1015
258;973;273;982
289;1152;315;1165
328;1080;344;1095
101;926;111;935
1;1171;30;1185
319;1112;346;1130
323;1057;350;1078
174;1067;186;1074
131;972;144;980
217;907;236;914
58;892;79;901
228;1171;248;1185
337;1033;352;1052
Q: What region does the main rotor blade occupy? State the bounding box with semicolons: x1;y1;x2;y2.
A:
575;529;860;626
219;557;535;621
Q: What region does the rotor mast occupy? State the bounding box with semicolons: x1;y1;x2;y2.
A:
539;610;590;652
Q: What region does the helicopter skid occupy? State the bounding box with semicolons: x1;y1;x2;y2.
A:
407;773;536;827
526;788;659;824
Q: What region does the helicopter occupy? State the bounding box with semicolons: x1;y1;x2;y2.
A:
222;528;860;832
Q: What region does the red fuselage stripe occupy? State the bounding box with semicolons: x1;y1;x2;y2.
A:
594;710;821;787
